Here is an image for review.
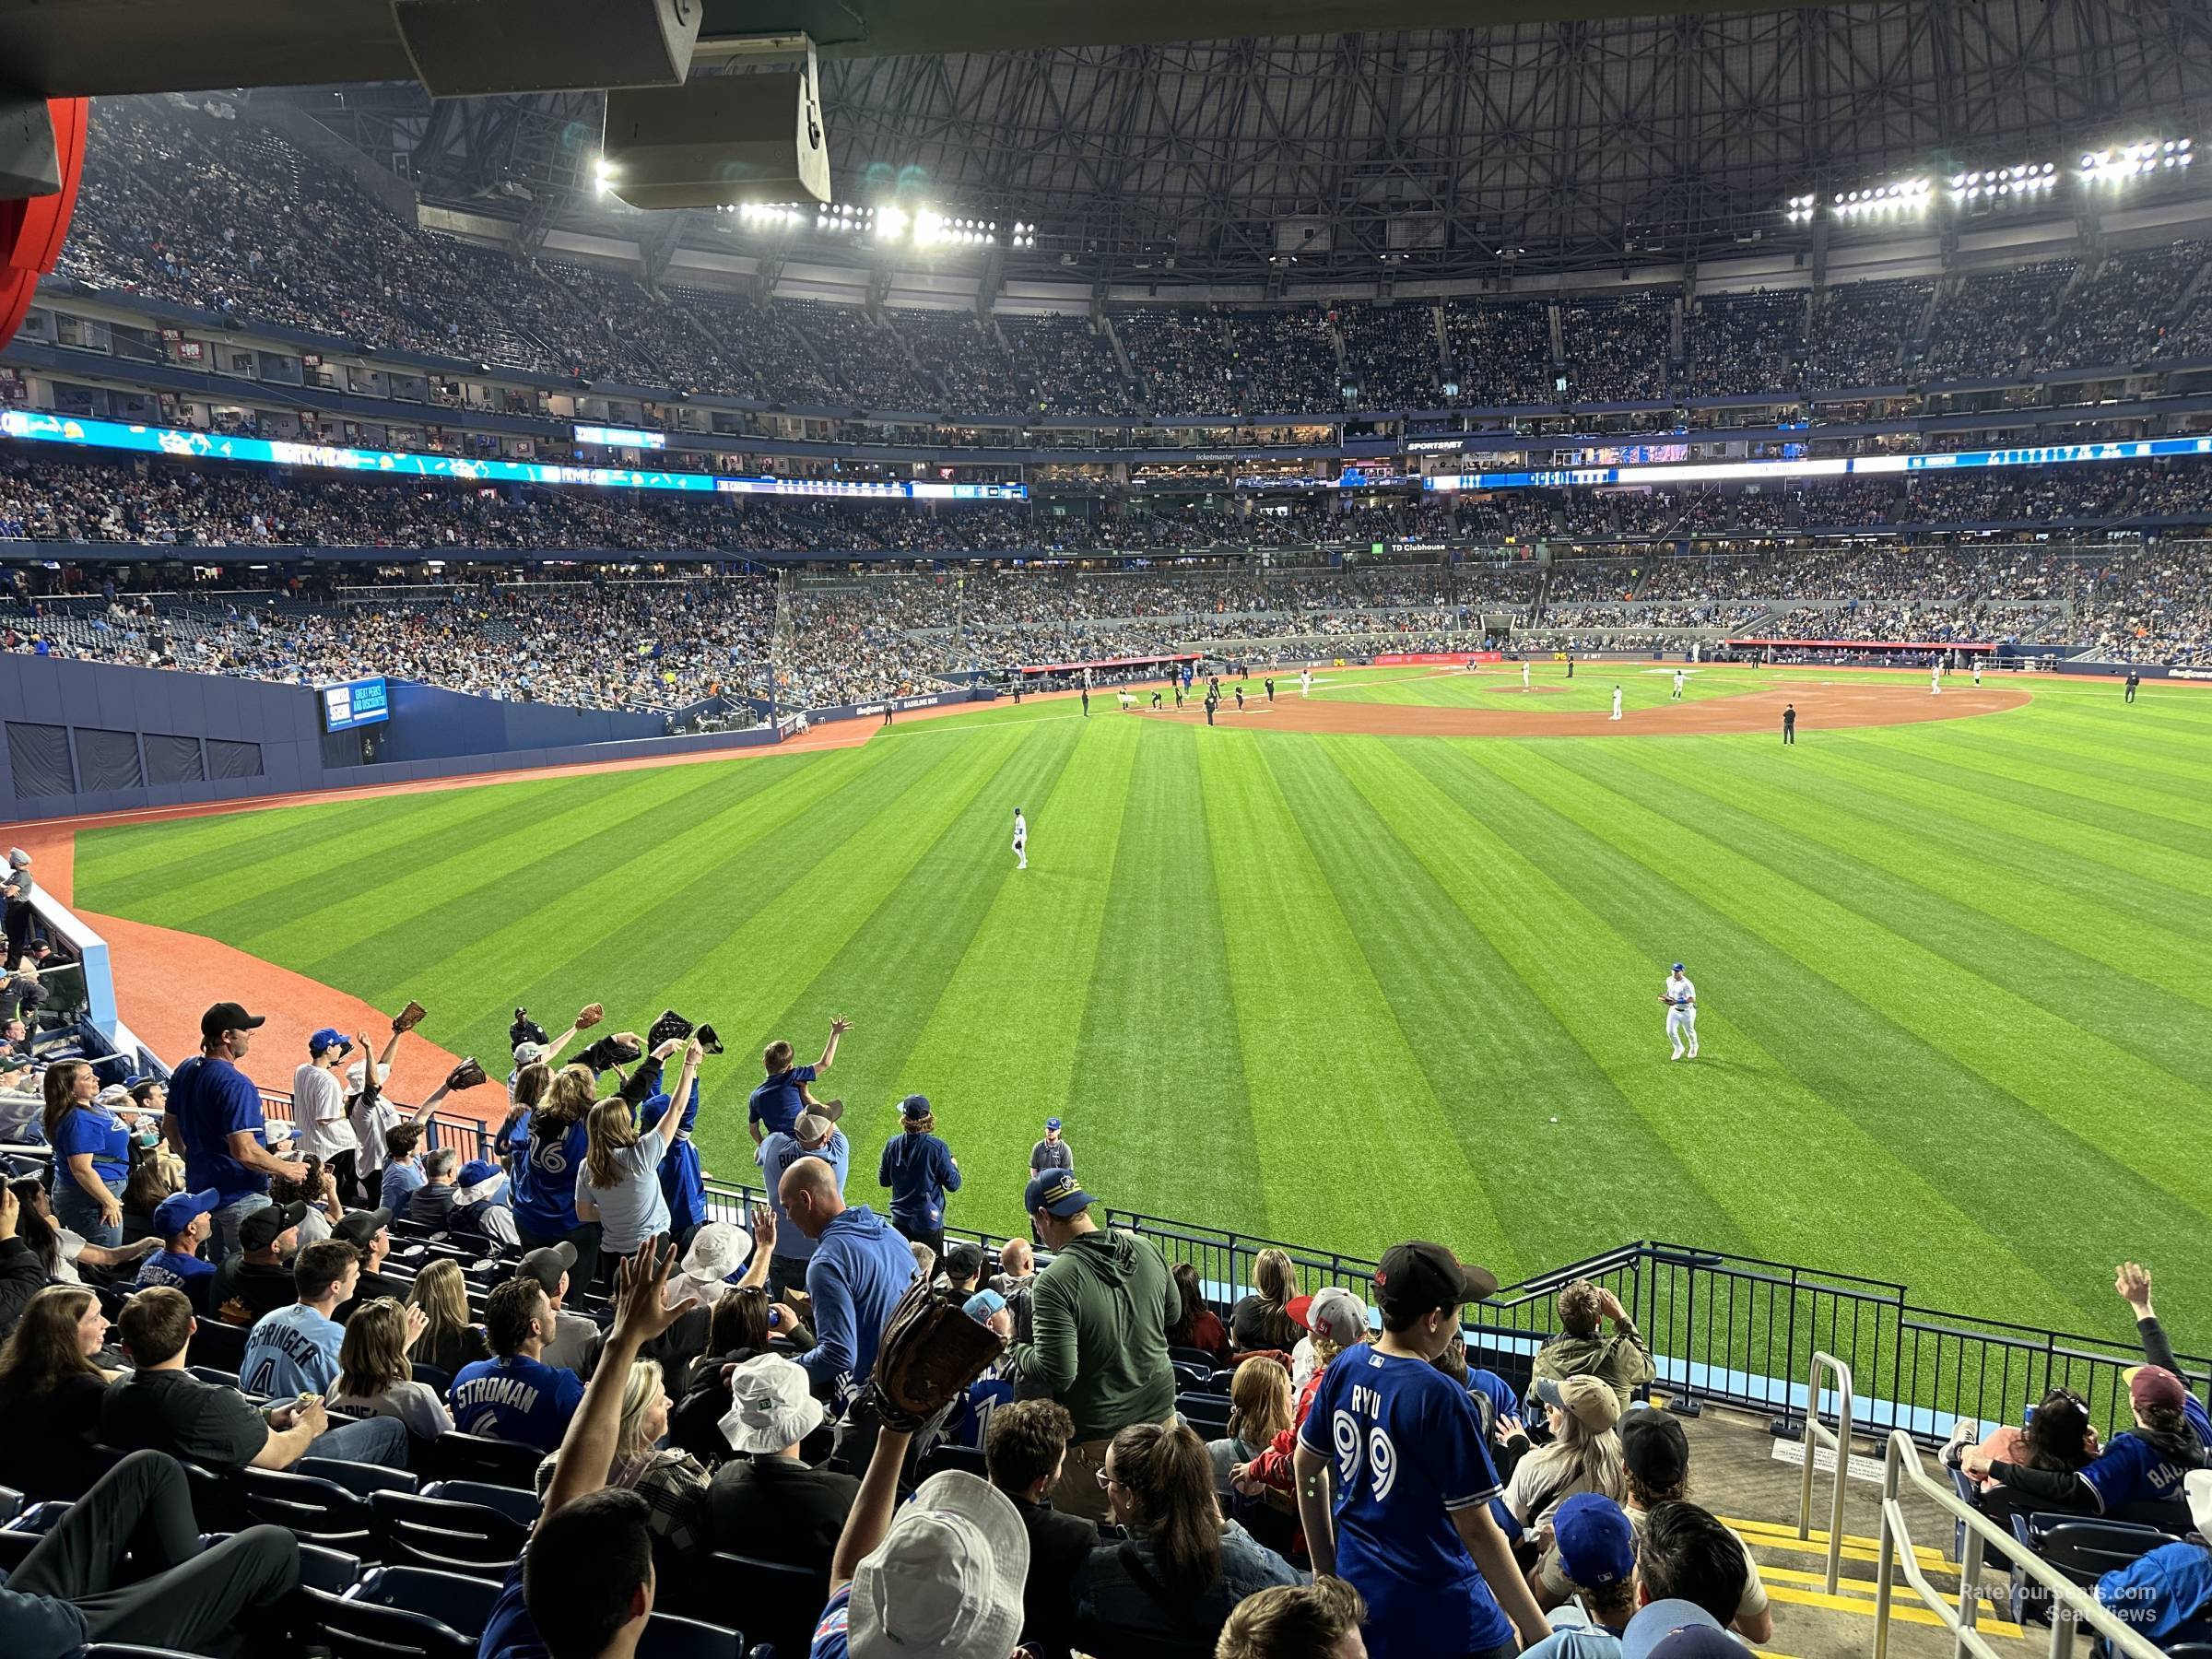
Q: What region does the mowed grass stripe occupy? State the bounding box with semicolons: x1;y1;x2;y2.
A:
705;724;1087;1221
1870;726;2212;836
1285;735;1748;1275
1611;743;2212;1035
368;740;939;1051
1477;743;2212;1240
1194;730;1508;1263
1064;726;1265;1242
892;720;1142;1233
1918;724;2212;805
1406;741;2065;1310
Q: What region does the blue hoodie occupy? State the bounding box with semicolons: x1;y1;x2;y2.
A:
640;1079;707;1235
877;1130;960;1238
796;1204;918;1409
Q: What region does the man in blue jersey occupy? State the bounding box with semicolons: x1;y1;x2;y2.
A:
748;1018;851;1151
452;1277;587;1451
163;1002;307;1262
1293;1240;1549;1659
241;1240;358;1398
135;1187;219;1312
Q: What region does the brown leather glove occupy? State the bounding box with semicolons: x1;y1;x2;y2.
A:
392;1000;429;1035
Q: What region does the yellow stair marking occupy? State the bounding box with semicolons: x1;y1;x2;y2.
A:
1765;1582;2027;1637
1722;1513;1948;1566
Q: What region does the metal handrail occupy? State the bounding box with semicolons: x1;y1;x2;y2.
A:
1872;1428;2166;1659
1796;1349;1854;1594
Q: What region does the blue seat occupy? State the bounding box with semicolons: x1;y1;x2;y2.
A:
302;1583;477;1659
350;1565;502;1641
636;1612;743;1659
429;1431;544;1488
1174;1392;1231;1431
1170;1360;1214;1394
670;1554;816;1656
409;1362;453;1399
195;1533;361;1594
239;1467;377;1549
297;1458;420;1500
1167;1345;1222;1372
369;1488;531;1577
2000;1512;2176;1625
421;1480;538;1527
188;1321;247;1372
186;1366;241;1391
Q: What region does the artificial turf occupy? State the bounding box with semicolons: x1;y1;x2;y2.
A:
72;664;2212;1349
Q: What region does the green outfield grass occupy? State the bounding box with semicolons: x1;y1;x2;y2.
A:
73;664;2212;1349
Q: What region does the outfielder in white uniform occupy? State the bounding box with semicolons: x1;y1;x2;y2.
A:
1610;686;1624;721
1931;661;1943;696
1522;662;1532;690
1672;670;1686;700
1662;963;1698;1060
1971;660;1982;687
1300;669;1312;697
1011;807;1027;872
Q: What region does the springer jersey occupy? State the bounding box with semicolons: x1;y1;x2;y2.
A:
1298;1343;1512;1659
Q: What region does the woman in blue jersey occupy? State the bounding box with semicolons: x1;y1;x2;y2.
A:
43;1062;129;1246
511;1065;605;1298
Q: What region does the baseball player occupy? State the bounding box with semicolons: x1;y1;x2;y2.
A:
1011;807;1027;872
1300;668;1312;697
1610;686;1624;721
1117;689;1135;711
1661;963;1698;1061
1971;659;1983;688
1930;661;1943;696
1672;669;1686;701
1522;661;1532;691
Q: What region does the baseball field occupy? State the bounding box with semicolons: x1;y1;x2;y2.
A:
69;662;2212;1347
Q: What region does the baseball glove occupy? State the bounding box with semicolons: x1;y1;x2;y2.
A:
445;1057;488;1091
392;999;429;1034
574;1002;605;1030
865;1273;1007;1432
647;1007;694;1050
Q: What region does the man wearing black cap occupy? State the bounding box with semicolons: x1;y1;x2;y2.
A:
209;1201;309;1323
164;1001;306;1264
1292;1240;1548;1659
516;1241;606;1376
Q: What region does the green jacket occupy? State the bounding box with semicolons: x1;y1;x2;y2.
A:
1531;1319;1658;1410
1011;1227;1178;1442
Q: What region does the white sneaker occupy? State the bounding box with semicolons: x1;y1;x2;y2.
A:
1671;1050;1684;1061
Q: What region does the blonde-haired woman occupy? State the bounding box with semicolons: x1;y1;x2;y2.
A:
328;1299;453;1439
574;1041;700;1272
406;1257;491;1378
1506;1373;1629;1592
535;1358;710;1570
1229;1247;1301;1354
1206;1357;1299;1559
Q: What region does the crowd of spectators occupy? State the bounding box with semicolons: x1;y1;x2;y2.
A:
1802;277;1930;389
1686;291;1805;398
1114;309;1342;418
1335;302;1441;409
1441;299;1559;406
998;316;1141;418
1558;294;1675;403
1919;261;2077;382
2035;242;2209;371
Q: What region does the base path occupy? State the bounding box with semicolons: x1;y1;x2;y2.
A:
1145;680;2031;737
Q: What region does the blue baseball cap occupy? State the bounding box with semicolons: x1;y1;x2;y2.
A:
1554;1493;1636;1589
900;1093;932;1121
1671;963;1685;972
962;1288;1007;1324
1621;1601;1730;1659
1025;1170;1094;1219
458;1159;500;1189
1044;1117;1062;1131
309;1028;351;1057
153;1187;220;1238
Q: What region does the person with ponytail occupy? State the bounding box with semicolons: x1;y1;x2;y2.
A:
575;1041;701;1277
1074;1420;1297;1657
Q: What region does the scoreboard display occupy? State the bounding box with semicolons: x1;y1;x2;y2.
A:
320;677;390;733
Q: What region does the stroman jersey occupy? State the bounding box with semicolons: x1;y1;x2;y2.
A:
1298;1342;1512;1659
450;1354;586;1451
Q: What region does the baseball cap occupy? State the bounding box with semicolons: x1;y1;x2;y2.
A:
457;1159;500;1190
1288;1286;1369;1347
2127;1364;2188;1414
1538;1373;1625;1433
1555;1492;1637;1589
238;1201;307;1252
1044;1117;1062;1131
1025;1170;1094;1220
1621;1602;1733;1659
794;1111;836;1145
2187;1468;2212;1541
512;1041;547;1066
1672;962;1686;971
940;1241;983;1282
332;1206;393;1250
0;1052;30;1079
963;1288;1006;1324
153;1187;220;1238
518;1241;577;1298
94;1082;134;1112
308;1028;350;1058
847;1469;1028;1659
1373;1241;1499;1318
199;1002;266;1043
900;1093;933;1121
720;1354;824;1454
1621;1409;1691;1491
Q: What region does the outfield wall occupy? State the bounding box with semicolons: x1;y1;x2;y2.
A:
0;656;776;823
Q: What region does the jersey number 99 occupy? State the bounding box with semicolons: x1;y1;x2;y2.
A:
1332;1411;1398;1500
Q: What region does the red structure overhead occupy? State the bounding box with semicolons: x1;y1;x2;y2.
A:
0;97;86;356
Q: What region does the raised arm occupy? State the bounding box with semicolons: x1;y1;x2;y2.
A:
816;1016;852;1074
829;1424;913;1595
542;1239;697;1521
642;1042;701;1163
534;1003;603;1073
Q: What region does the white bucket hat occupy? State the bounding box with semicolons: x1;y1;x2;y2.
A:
848;1470;1029;1659
718;1353;824;1455
670;1221;750;1307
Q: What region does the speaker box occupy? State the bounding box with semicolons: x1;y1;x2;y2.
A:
392;0;701;97
601;62;830;210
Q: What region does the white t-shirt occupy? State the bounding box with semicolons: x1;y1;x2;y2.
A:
293;1065;359;1159
351;1092;401;1173
328;1380;454;1440
575;1119;674;1254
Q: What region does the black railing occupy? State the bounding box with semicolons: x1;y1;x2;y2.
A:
278;1101;2206;1451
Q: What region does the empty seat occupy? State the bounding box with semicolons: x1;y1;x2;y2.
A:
429;1432;545;1488
421;1480;538;1527
188;1322;248;1373
302;1583;477;1659
239;1467;376;1549
1174;1392;1231;1431
670;1553;817;1655
350;1565;502;1641
297;1458;420;1500
370;1489;531;1576
916;1443;988;1483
